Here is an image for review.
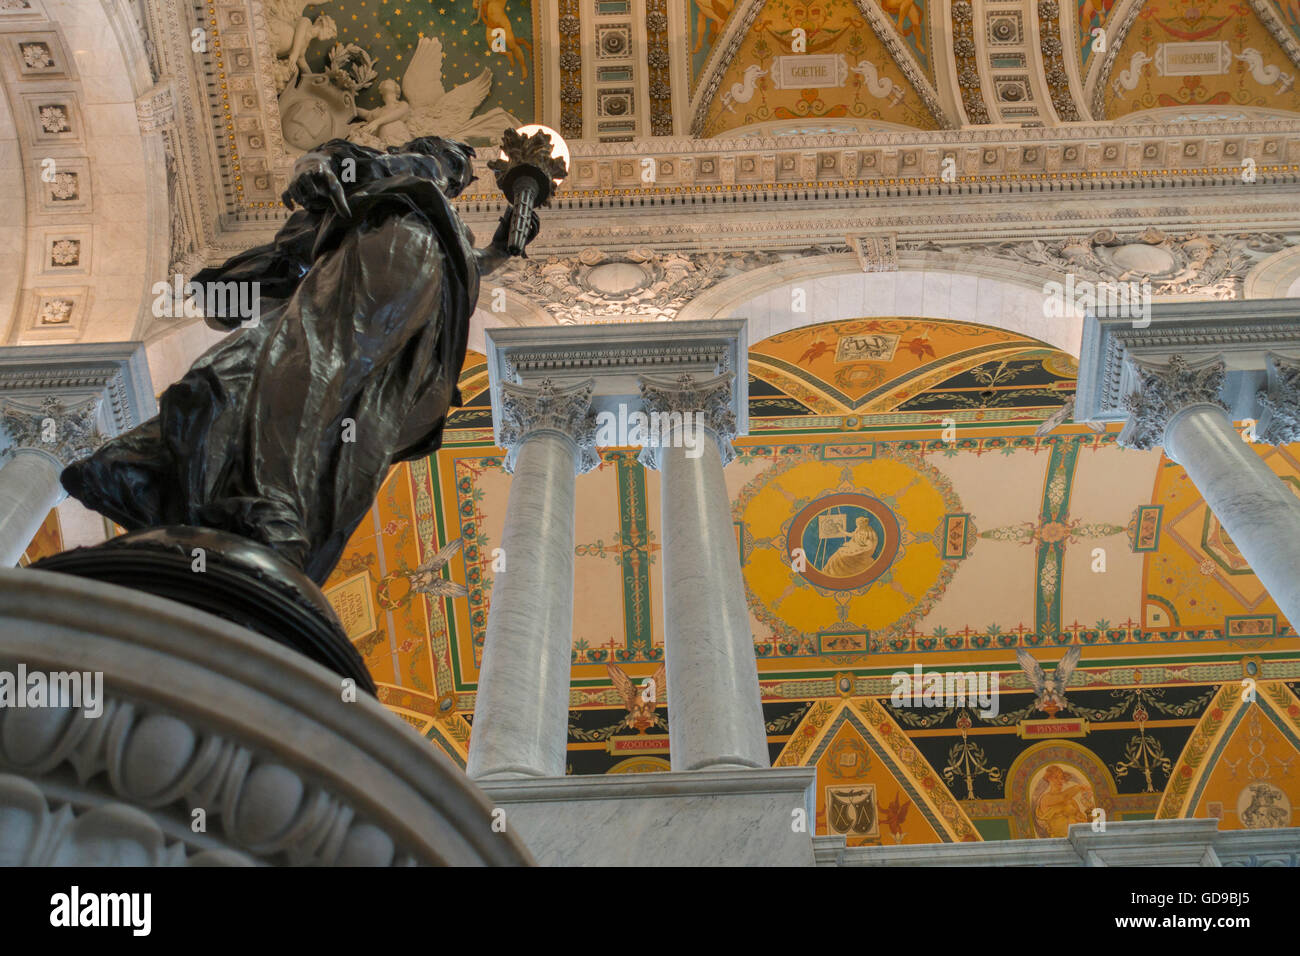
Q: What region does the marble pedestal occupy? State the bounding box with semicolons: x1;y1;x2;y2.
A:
480;767;817;866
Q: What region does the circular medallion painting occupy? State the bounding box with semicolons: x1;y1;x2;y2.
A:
787;493;900;590
735;451;965;646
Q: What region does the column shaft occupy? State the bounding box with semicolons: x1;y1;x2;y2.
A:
658;432;769;772
1165;404;1300;627
0;451;64;566
467;432;578;779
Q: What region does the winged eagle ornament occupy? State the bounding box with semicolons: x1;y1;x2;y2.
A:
1016;646;1081;717
606;662;667;734
408;537;469;599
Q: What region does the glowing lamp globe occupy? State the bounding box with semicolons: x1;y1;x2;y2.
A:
506;124;570;182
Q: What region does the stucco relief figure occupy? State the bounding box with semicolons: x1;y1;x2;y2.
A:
62;136;534;584
1032;764;1094;838
267;0;339;92
346;36;520;148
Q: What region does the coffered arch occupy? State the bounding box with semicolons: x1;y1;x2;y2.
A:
0;0;164;346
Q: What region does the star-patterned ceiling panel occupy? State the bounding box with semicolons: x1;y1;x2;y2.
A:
292;0;539;136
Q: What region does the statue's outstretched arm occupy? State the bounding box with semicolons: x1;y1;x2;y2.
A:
474;206;538;276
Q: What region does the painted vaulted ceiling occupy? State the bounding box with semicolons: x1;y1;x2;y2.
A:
271;0;1300;147
297;315;1295;843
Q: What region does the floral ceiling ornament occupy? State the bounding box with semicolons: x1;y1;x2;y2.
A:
913;231;1291;299
499;247;847;323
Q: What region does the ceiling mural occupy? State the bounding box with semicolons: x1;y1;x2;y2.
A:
748;317;1067;412
1103;0;1300;119
1079;0;1120;69
242;316;1299;842
690;0;741;89
697;0;940;135
268;0;538;149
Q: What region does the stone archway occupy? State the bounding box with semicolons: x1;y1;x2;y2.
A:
677;251;1084;356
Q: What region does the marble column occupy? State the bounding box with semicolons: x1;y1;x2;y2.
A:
1122;354;1300;627
0;397;100;566
467;379;598;780
639;372;770;772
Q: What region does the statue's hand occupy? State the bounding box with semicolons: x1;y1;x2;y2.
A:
282;153;352;218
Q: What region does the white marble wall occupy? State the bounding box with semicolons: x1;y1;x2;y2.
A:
481;768;817;866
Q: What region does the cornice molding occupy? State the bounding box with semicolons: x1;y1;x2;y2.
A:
1076;299;1300;429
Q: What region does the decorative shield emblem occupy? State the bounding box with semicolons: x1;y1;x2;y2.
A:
278;74;356;151
826;785;878;837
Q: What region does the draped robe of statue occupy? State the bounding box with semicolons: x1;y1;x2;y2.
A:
63;137;485;584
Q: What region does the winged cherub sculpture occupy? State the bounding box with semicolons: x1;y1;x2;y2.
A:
347;36;520;148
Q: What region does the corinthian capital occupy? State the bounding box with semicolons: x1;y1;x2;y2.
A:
638;372;739;468
0;395;103;466
498;378;598;474
1120;354;1228;452
1257;353;1300;446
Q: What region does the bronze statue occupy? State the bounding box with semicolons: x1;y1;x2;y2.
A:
63;136;536;585
40;131;564;689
